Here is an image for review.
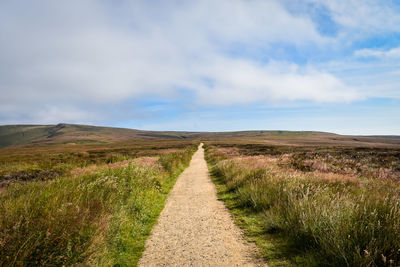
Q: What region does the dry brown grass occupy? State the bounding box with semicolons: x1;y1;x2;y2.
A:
238;155;359;185
206;143;400;266
0;141;197;266
70;157;161;177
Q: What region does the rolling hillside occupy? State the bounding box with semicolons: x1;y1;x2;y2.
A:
0;123;399;149
0;123;183;148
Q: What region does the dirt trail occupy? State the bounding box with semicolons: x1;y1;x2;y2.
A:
139;143;266;267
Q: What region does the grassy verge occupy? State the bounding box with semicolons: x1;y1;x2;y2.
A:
205;144;400;267
0;146;196;266
211;174;313;266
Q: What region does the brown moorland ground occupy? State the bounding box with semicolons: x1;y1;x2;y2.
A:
0;137;198;266
1;123;400;266
204;137;400;266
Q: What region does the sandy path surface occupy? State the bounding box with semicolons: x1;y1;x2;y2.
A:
139;144;266;267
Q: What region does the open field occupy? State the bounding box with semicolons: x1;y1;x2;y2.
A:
3;1;400;266
204;139;400;266
0;137;197;266
0;124;336;149
1;124;400;266
3;123;399;149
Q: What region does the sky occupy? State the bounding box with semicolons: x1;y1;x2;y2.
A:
1;0;400;135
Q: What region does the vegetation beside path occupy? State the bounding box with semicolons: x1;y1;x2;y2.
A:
205;143;400;266
0;141;196;266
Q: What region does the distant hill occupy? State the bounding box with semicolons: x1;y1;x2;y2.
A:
0;123;189;148
2;123;399;149
0;123;339;148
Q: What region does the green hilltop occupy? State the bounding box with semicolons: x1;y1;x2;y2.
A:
0;123;339;148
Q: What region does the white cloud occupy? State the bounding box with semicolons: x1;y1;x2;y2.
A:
0;104;96;125
306;0;400;37
35;106;95;124
314;57;400;101
354;47;400;58
1;0;395;125
191;58;359;105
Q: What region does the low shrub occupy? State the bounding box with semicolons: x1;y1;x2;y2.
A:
0;146;196;266
207;146;400;266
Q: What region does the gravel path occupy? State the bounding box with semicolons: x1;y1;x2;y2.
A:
139;144;266;267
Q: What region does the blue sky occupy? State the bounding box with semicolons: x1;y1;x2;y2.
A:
0;0;400;134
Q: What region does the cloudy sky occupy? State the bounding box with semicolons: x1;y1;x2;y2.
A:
1;0;399;134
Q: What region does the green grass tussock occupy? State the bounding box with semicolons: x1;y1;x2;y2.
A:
206;145;400;266
0;145;196;266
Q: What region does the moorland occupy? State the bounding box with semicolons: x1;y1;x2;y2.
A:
204;138;400;266
1;123;399;266
0;125;197;266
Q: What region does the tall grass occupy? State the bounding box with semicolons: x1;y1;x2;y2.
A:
0;146;195;266
206;146;400;266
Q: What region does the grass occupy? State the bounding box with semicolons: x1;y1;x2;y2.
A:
0;140;197;266
208;142;400;179
205;143;400;267
2;134;399;266
0;139;196;177
0;123;196;148
211;174;313;266
4;122;399;149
